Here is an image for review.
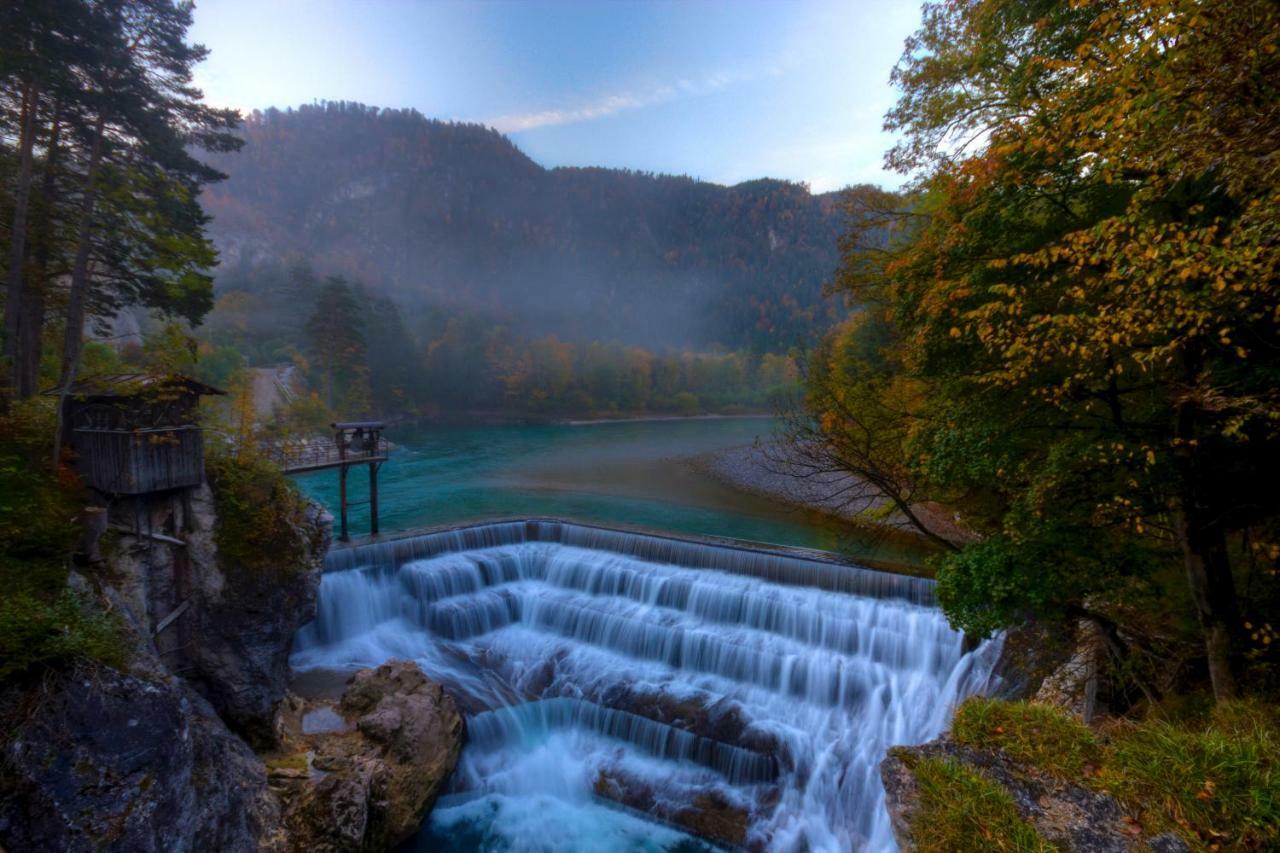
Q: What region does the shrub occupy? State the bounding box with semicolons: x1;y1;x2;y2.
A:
0;589;127;682
206;448;314;576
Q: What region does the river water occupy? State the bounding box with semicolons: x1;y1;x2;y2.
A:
291;417;931;567
290;521;1001;852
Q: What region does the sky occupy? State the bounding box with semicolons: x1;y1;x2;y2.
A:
189;0;922;192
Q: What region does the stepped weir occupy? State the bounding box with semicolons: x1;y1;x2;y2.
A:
293;520;1002;851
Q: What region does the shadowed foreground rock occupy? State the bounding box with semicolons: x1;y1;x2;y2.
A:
881;738;1189;853
0;665;282;852
269;660;464;852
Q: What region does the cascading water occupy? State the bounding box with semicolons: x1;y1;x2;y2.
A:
292;521;1001;851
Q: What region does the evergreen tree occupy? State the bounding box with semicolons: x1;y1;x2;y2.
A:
304;277;369;414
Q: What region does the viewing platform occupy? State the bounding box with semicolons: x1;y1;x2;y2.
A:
269;421;388;541
266;431;390;474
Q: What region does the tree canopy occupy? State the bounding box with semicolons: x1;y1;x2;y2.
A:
814;0;1280;700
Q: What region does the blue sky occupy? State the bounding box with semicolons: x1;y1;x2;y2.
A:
190;0;922;192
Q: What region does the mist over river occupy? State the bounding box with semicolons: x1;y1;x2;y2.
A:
292;417;932;567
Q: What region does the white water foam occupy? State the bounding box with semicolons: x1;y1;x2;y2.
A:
292;522;1000;851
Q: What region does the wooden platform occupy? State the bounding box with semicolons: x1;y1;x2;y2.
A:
267;438;389;474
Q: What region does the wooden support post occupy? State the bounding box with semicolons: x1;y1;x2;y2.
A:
369;462;380;536
338;463;349;542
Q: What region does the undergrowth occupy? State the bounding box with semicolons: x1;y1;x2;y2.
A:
949;697;1280;851
0;400;126;684
205;447;314;576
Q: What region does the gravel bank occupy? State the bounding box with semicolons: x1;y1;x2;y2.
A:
689;441;970;546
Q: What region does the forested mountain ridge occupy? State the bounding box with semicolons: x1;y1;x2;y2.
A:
199;102;848;350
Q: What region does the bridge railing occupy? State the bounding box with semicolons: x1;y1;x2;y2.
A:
262;437;389;472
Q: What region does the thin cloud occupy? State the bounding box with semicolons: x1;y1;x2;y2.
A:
485;66;779;133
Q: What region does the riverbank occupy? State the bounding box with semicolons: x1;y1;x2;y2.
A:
561;413;774;426
688;440;971;554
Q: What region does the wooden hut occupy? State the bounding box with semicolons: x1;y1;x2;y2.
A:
52;374;225;495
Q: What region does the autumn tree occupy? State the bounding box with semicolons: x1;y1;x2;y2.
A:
817;0;1279;699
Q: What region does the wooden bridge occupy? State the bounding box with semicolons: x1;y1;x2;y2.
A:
267;422;388;541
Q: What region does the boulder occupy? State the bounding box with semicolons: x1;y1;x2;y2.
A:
269;660;464;852
0;664;282;853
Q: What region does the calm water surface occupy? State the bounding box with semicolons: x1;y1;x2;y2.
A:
293;417;928;566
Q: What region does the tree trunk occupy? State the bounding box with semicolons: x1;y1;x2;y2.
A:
1177;510;1238;700
1174;372;1241;701
53;112;106;464
18;104;62;398
57;113;105;390
3;85;40;399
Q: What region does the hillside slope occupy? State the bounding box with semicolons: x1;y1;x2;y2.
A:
200;102;849;350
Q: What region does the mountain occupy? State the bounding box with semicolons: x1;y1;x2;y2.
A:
199;101;849;351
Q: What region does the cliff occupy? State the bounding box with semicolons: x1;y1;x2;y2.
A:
0;477;463;851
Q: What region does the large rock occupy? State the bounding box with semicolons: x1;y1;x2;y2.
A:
269;661;464;852
880;738;1188;852
1035;619;1107;723
0;664;282;853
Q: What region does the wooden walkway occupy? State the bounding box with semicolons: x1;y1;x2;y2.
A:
265;437;389;474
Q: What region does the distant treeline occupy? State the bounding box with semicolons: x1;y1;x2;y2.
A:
195;264;800;422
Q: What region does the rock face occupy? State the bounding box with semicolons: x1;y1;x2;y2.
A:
97;483;330;746
1;481;333;852
1035;619;1107;723
0;665;282;853
880;739;1189;853
268;661;465;852
186;492;331;746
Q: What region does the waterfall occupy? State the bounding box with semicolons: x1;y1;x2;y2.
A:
293;521;1001;851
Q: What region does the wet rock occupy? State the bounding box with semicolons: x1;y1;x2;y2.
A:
880;738;1188;852
600;683;778;755
271;660;464;852
0;664;282;853
593;768;753;849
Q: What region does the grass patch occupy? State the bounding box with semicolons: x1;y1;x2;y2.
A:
1099;701;1279;849
908;754;1056;852
951;697;1101;778
948;698;1280;851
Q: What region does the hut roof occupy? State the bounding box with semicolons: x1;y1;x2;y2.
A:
332;421;386;430
46;373;227;398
